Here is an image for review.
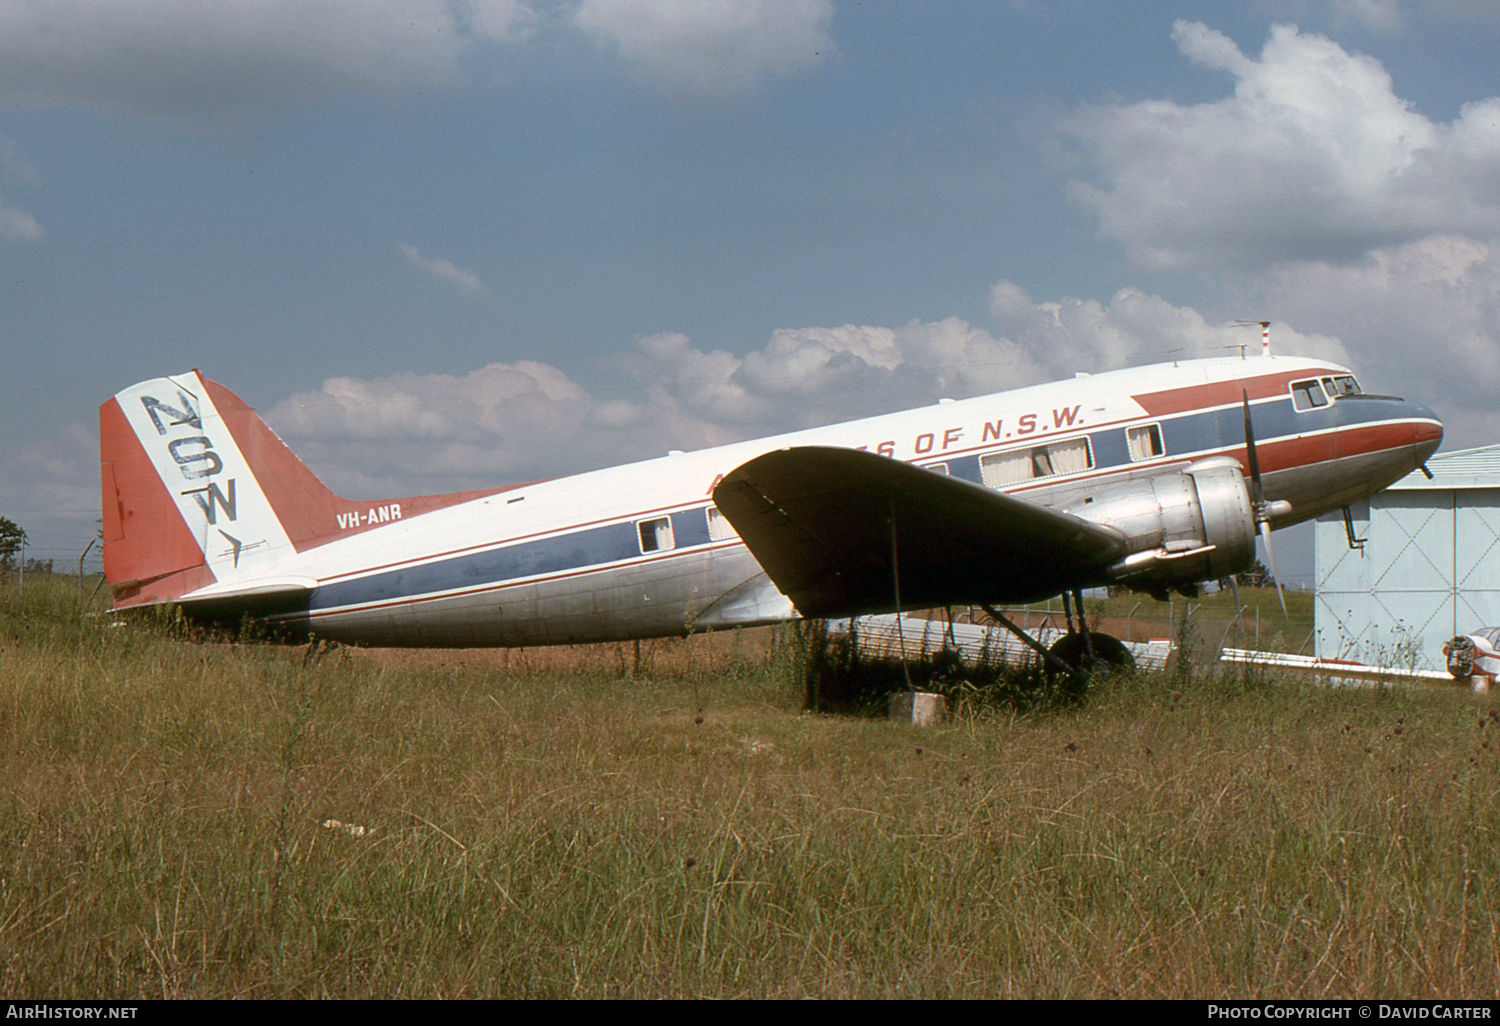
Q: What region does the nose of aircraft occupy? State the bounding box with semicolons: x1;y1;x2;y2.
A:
1408;400;1443;463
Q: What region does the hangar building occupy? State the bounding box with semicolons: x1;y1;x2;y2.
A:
1315;444;1500;672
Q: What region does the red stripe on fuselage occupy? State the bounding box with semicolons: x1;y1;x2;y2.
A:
1225;420;1418;477
1132;369;1334;417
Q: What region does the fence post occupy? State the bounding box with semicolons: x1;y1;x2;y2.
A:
17;539;22;600
78;539;96;604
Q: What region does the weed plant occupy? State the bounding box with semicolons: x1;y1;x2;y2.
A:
1;576;1497;998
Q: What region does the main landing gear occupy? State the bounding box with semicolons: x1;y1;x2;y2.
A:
982;589;1135;691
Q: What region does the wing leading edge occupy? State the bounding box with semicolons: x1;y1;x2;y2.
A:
712;446;1128;618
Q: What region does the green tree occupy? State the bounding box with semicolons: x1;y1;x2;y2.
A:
1236;558;1275;589
0;516;25;570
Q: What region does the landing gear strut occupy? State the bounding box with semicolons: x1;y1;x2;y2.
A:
982;590;1136;692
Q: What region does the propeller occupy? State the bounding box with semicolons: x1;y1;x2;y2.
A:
1242;389;1289;618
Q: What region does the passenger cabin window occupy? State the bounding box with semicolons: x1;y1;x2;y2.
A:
1321;374;1362;398
705;507;738;542
637;517;676;553
979;436;1093;488
1290;379;1330;411
1126;424;1164;461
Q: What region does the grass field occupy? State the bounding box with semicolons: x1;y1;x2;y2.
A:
0;574;1495;998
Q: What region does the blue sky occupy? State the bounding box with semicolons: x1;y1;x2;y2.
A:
3;0;1499;584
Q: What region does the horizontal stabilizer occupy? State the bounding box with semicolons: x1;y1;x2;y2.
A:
182;575;318;601
712;446;1127;618
169;576;315;623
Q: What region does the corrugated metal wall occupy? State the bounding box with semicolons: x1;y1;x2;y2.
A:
1315;446;1500;670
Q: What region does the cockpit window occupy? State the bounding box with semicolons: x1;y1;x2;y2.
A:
1321;375;1362;398
1290;379;1330;411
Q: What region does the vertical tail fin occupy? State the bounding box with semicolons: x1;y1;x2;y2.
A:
101;371;302;606
102;370;513;608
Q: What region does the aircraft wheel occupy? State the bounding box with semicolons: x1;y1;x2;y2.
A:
1045;632;1135;689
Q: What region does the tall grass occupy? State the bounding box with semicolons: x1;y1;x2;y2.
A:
0;575;1496;997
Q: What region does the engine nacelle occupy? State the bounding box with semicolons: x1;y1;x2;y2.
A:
1072;457;1258;595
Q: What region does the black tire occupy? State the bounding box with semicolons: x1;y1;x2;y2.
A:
1045;631;1136;684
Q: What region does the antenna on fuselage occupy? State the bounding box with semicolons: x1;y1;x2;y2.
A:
1231;320;1272;359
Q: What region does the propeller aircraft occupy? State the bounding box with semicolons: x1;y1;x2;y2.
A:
99;353;1442;673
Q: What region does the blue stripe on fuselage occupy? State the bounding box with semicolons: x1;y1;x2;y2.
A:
310;519;646;613
671;507;712;548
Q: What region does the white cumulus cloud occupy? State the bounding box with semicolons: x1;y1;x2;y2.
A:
988;280;1348;368
1061;21;1500;268
265;357;712;497
1246;233;1500;447
573;0;834;99
398;243;493;300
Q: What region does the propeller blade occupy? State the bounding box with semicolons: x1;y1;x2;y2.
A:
1259;519;1289;619
1244;387;1287;618
1241;388;1264;505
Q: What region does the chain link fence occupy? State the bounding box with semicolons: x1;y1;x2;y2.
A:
0;538;108;604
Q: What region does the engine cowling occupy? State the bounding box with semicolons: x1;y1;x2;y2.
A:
1445;636;1476;679
1072;457;1258;595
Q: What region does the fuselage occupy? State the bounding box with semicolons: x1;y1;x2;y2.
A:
217;355;1439;647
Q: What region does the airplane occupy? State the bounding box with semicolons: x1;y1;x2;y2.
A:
99;353;1442;673
1445;629;1500;684
1219;625;1500;694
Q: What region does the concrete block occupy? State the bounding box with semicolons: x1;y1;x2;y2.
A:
888;691;947;726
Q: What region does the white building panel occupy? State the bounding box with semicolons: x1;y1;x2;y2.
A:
1316;445;1500;671
1455;492;1500;629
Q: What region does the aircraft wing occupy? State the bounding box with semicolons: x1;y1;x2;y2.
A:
712;446;1128;618
1219;648;1458;687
